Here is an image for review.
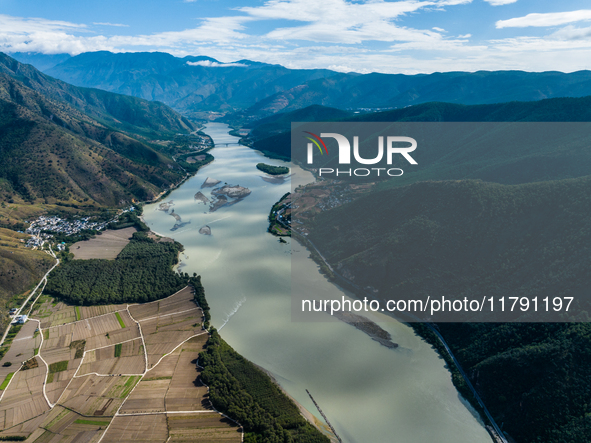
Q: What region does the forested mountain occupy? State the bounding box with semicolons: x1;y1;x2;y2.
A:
251;97;591;170
282;94;591;442
246;104;354;140
305;177;591;442
0;68;187;206
244;70;591;117
44;51;337;116
0;53;195;136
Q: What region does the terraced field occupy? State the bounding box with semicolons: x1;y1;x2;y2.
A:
0;286;242;442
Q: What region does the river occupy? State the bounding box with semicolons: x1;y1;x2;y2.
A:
143;123;492;443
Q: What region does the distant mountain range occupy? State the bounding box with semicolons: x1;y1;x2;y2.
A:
241;70;591;117
40;51;335;117
10;51;591;121
0;53;196;206
249;98;591;171
10;52;72;72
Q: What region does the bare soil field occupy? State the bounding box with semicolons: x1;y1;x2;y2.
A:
129;286;197;321
118;378;170;413
102;414;168;443
79;338;145;376
0;409;46;440
32;299;77;328
167;413;242;442
0;321;41;383
120;335;208;415
23;405;110;443
165;335;209;412
71;227;137;260
80;304;128;320
0;366;49;430
60;375;140;417
0;286;242;441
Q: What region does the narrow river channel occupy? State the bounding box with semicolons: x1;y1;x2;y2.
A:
143;122;492;443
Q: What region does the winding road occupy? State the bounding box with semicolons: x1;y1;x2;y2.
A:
0;246;59;348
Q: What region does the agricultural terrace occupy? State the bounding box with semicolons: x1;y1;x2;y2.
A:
0;286;242;442
70;227;137;260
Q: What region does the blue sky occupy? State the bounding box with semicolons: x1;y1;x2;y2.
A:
2;0;591;73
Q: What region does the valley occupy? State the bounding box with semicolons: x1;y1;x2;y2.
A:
0;44;589;443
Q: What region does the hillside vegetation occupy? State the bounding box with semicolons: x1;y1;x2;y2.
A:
0;71;186;206
0;227;53;334
45;51;335;117
252;98;591;180
306;177;591;442
243;70;591;117
0;53;195;136
245;105;353;139
309;178;591;319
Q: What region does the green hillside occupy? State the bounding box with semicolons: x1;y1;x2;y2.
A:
308;178;591;317
0;227;54;337
436;322;591;443
0;73;187;206
0;53;195;136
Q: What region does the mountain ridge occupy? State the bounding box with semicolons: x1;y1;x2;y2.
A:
40;51;591;120
0;52;195;136
0;54;200;206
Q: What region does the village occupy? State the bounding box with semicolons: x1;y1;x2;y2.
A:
24;208;135;250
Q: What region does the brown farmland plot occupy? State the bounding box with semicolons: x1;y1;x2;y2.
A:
129;286;197;321
71;227;137;260
165;335;209;412
0;409;47;441
0;366;49;430
80;304;128;320
0;287;242;442
60;375;140;417
167;413;242;442
26;405;110;443
79;338;145;376
101;414;168;443
118;378;170;414
0;321;41;384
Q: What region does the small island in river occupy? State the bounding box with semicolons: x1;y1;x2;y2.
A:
256;163;289;176
209;185;252;212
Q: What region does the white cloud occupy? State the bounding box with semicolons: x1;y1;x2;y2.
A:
238;0;461;44
93;22;129;27
187;60;248;67
484;0;517;6
3;1;591;74
496;10;591;28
